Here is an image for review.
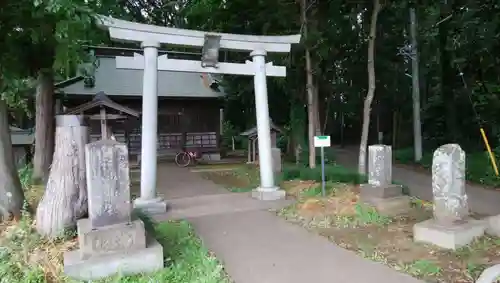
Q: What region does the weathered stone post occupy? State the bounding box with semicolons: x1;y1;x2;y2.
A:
64;140;163;280
271;147;282;174
431;143;469;224
413;144;485;250
359;145;410;216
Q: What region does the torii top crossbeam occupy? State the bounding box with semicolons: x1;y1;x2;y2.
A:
97;16;301;53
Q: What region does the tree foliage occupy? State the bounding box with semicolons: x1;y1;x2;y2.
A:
3;0;500;212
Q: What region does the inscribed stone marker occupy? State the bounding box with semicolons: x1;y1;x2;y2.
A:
431;143;469;225
368;145;392;187
86;140;132;228
271;147;282;173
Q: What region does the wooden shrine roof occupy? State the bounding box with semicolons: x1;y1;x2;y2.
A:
240;120;283;139
64;91;140;117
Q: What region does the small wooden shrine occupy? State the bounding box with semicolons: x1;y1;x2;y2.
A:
64;91;140;146
240;120;282;164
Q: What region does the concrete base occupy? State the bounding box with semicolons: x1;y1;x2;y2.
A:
252;187;286;201
133;197;167;214
77;218;146;259
63;236;164;281
202;153;221;161
485;214;500;237
360;183;403;199
362;195;412;217
413;218;486;250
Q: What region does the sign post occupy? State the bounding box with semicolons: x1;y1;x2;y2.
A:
313;135;331;197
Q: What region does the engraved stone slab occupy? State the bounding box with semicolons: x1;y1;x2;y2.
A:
432;144;469;225
86;140;132;228
77;218;146;259
367;145;392;187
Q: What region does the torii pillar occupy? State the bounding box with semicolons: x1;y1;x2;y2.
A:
250;50;284;200
133;41;167;214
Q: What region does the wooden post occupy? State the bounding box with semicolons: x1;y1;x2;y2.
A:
247;139;251;163
100;107;108;139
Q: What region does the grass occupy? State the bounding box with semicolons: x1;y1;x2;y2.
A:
200;165;259;193
281;164;367;184
0;167;229;283
0;216;229;283
394;147;500;187
200;162;367;195
277;179;500;282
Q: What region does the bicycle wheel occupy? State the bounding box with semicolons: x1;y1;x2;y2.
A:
175;152;191;167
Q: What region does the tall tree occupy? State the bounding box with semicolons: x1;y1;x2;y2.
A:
33;68;55;183
0;1;35;219
410;5;423;161
301;0;318;169
358;0;382;174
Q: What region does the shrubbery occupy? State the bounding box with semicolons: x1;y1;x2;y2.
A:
281;164;366;184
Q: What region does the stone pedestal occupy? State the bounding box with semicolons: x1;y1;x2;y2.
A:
64;218;163;280
252;187;286;201
359;145;411;216
361;194;412;217
485;214;500;236
64;140;164;280
77;218;147;259
413;219;485;250
134;197;168;215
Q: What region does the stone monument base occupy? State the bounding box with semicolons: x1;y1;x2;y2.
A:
413;218;486;250
359;183;411;217
133;197;168;214
252;187;286;201
77;218;146;258
359;183;404;199
361;195;412;217
64;235;164;281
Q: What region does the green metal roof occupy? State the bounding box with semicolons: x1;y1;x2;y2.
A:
10;127;34;145
57;56;225;98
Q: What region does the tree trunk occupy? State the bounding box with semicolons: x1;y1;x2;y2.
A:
439;0;457;143
0;99;26;220
313;83;321;135
358;0;382;175
410;7;423;161
36;115;88;238
33;69;55;183
301;0;317;168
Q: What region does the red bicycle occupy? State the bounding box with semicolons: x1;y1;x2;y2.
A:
174;150;199;167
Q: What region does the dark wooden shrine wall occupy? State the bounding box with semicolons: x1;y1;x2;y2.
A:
81;97;222;155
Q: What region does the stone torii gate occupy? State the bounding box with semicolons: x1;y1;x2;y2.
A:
98;16;301;213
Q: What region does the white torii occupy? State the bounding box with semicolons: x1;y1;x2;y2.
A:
98;16;301;213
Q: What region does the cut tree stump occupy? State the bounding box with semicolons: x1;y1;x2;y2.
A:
36;115;88;238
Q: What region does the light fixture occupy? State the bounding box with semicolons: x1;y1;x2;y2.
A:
201;34;221;68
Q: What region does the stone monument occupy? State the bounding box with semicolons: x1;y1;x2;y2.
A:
64;140;163;280
271;147;282;173
413;144;485;250
359;145;411;216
